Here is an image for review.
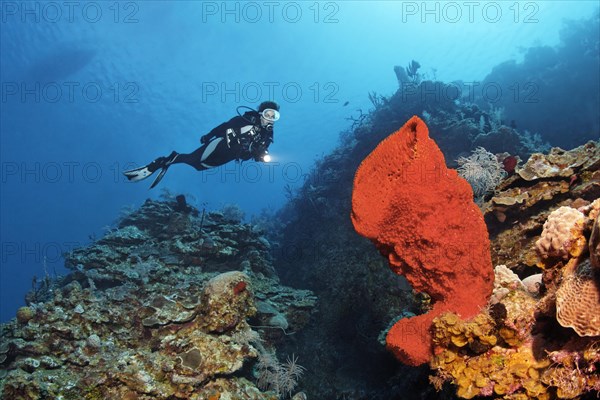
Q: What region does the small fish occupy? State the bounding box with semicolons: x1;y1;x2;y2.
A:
343;101;349;107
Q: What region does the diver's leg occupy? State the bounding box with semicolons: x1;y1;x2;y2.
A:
172;147;208;171
174;138;236;171
123;138;236;187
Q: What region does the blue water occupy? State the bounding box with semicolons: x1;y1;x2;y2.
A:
1;1;598;322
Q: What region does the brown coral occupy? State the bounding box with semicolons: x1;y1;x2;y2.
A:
518;152;574;181
517;142;600;182
15;306;35;324
555;260;600;336
202;271;256;333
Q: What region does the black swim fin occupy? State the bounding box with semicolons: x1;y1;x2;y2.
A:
149;167;169;189
123;151;178;189
123;165;155;182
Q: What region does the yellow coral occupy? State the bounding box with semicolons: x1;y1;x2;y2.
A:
499;327;521;346
456;378;478;399
451;335;469;347
463;367;477;380
494;382;508;395
444;313;460;326
451;359;467;376
432;312;497;352
474;376;488;388
427;307;596;400
523;378;545;396
436;349;457;364
528;367;540;379
432;336;553;399
457;387;478;399
480;335;497;346
511;362;529;378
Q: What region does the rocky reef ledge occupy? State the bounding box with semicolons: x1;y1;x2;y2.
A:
0;197;316;400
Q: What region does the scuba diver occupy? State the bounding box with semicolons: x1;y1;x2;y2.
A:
123;101;280;189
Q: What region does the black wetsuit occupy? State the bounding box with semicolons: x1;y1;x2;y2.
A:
174;111;273;171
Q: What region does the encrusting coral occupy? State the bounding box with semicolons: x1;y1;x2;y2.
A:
351;115;494;366
431;256;600;398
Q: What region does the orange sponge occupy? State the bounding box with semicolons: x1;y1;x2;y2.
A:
351;116;494;366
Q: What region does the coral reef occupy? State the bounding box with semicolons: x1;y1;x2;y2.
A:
262;48;599;395
430;173;600;398
351;116;494;366
270;67;597;398
0;198;316;399
344;104;598;397
483;141;600;271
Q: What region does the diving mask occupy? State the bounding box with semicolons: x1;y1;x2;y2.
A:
261;108;280;123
